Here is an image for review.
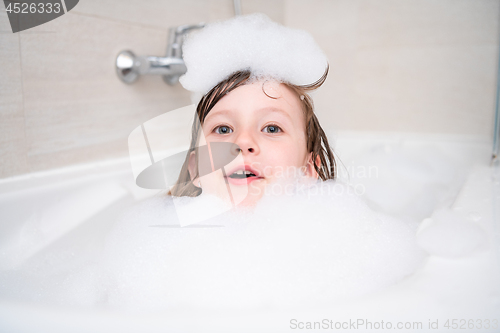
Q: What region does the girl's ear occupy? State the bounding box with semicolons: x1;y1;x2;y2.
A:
187;151;198;185
305;152;320;179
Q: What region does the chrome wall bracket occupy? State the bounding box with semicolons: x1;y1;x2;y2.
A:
116;23;205;85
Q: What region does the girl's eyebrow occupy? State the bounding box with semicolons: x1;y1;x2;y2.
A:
204;109;234;122
206;109;232;117
257;107;292;121
209;107;292;119
205;107;293;124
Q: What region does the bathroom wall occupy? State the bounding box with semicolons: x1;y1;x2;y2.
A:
284;0;500;136
0;0;284;179
0;0;498;179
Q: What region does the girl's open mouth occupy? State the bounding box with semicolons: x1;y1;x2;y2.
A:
225;166;264;185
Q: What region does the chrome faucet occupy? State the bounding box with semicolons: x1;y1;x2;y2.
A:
116;23;205;85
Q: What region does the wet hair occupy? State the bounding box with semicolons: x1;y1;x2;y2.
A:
169;67;336;197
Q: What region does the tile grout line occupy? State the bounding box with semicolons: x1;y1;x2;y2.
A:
69;10;168;33
17;32;29;173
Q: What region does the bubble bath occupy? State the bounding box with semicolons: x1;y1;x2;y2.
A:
0;132;498;332
57;179;424;312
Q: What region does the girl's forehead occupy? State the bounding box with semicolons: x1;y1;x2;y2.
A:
211;80;302;115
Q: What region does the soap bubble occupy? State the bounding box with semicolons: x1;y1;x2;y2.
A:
61;179;425;312
180;13;328;94
417;209;488;258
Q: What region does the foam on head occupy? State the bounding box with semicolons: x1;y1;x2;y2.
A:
179;13;328;94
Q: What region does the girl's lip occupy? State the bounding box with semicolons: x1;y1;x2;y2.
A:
224;165;264;185
226;165;261;177
225;176;264;185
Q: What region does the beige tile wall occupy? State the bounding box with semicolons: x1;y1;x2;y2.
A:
0;0;284;178
0;0;498;179
0;13;28;177
285;0;500;135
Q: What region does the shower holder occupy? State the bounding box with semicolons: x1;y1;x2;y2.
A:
116;23;205;85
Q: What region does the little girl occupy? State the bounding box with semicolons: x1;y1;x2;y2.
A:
84;17;425;309
169;14;336;206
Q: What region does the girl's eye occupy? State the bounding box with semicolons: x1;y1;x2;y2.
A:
214;125;233;134
262;124;282;134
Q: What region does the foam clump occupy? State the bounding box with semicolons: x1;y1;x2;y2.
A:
63;180;425;311
180;13;328;94
417;209;488;258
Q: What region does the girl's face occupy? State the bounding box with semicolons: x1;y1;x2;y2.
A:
189;80;317;206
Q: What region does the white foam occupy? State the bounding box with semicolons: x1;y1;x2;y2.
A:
1;133;494;319
60;180;424;312
417;209;488;258
179;13;328;94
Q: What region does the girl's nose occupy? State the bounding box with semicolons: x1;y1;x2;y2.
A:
234;132;260;155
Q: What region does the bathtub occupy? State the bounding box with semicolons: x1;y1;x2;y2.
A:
0;131;499;333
